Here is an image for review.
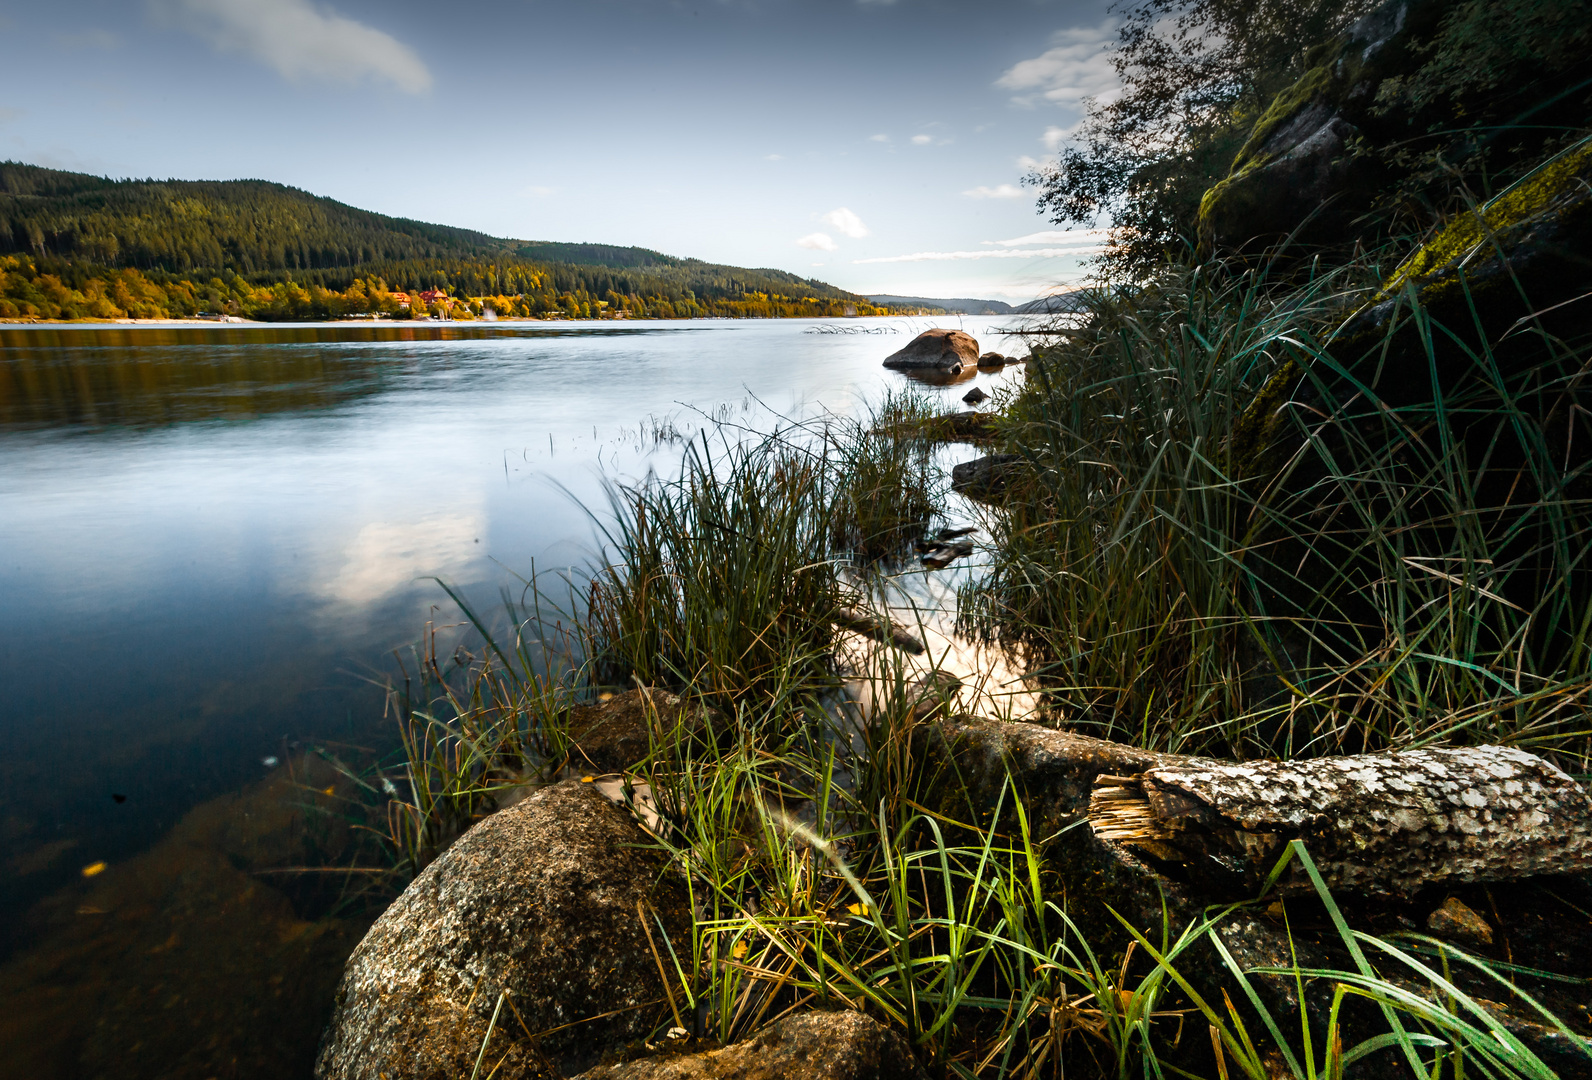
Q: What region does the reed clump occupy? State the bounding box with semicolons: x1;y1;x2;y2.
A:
583;401;944;716
964;255;1592;765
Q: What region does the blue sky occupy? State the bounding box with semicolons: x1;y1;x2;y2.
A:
0;0;1120;300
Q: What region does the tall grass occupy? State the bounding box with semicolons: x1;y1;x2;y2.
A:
583;398;943;716
379;590;584;874
964;258;1592;763
367;395;946;874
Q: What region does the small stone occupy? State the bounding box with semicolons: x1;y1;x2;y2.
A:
565;687;709;774
949;454;1026;504
920;539;974;569
1426;896;1493;947
962;387;989;405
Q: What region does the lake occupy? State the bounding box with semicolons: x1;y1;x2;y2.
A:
0;316;1024;1077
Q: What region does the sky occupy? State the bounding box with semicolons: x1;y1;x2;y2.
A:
0;0;1123;301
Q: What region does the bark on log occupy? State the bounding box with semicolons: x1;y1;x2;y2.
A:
1090;745;1592;896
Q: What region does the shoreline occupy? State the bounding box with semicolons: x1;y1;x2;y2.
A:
0;313;950;328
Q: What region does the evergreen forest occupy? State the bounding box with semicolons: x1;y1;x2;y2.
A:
0;163;892;321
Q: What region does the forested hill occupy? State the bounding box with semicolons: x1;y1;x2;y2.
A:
0;162;878;320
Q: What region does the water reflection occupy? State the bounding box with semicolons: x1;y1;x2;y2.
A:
0;323;688;430
895;365;980;387
310;509;487;611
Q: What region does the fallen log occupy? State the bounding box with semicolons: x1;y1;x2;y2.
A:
831;606;925;654
1089;745;1592;896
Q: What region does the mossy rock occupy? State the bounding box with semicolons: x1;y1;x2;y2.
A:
1230;134;1592;484
1198;0;1449;254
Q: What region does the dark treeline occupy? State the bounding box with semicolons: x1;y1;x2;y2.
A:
0;163;876;320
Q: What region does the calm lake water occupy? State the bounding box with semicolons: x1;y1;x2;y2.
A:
0;317;1024;1077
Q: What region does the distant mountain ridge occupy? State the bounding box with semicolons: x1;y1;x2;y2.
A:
1010;292;1089;315
865;294;1014;315
0;162;873;313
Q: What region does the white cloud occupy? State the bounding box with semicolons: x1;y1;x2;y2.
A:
1016;154;1045;171
853;242;1105;264
963;184;1025;200
869;133;890;143
984;228;1110;247
910;134;933;145
764;153;784;161
1042;125;1076;152
796;233;838;251
997;20;1118;110
159;0;433;93
820;207;869;239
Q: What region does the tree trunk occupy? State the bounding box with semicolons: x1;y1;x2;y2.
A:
1090;745;1592;896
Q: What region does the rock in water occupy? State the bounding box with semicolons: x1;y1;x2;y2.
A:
882;329;979;372
961;387;988;405
920;539;974;569
949;453;1026;503
977;352;1007;369
316;780;689;1079
573;1011;925;1080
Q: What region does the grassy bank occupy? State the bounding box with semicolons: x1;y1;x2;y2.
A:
963;257;1592;767
354;285;1590;1074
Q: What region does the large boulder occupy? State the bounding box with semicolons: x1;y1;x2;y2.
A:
882;329;979;372
573;1012;925;1080
316;779;689;1079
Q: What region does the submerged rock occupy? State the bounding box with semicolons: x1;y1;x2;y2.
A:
961;387;988;405
949;453;1026;503
573;1011;925;1080
919;539;974;569
977;351;1007;369
316;779;689;1080
882;328;979;372
873;410;994;443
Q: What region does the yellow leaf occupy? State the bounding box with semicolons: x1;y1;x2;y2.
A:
580;776;596;783
323;786;336;796
847;902;870;918
730;941;749;960
81;862;107;878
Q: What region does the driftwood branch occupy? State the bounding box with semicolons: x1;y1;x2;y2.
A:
831;607;925;654
1089;745;1592;896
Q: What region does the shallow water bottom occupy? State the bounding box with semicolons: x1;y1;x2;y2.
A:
0;754;382;1079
